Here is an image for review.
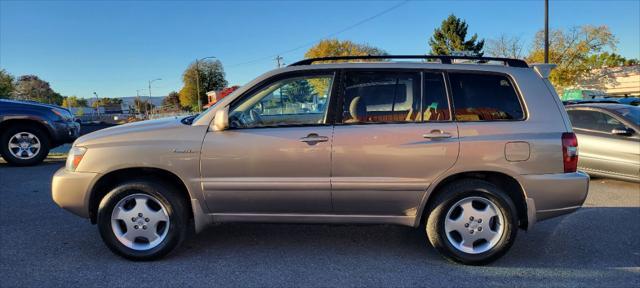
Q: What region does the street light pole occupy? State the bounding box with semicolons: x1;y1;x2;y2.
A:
195;56;216;112
544;0;549;63
148;78;161;119
93;92;100;118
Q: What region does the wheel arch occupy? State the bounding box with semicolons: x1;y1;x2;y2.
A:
418;171;530;230
88;167;194;225
0;118;54;143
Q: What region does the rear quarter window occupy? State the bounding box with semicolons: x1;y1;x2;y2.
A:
449;73;525;121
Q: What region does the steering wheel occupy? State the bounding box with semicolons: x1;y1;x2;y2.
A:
249;109;263;126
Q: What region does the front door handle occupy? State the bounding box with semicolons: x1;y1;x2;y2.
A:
423;129;452;139
299;133;329;145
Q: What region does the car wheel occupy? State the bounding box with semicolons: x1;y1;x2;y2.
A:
0;124;50;166
425;179;518;265
97;179;188;261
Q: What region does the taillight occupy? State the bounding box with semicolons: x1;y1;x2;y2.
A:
562;132;578;173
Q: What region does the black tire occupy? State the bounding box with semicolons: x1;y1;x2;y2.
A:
425;179;518;265
97;179;188;261
0;123;50;166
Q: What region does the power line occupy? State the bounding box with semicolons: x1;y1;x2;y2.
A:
227;0;410;68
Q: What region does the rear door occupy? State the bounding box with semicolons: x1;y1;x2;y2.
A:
330;70;459;215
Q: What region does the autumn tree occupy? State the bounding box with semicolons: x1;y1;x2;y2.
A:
485;35;524;59
305;39;386;94
0;69;15;98
429;14;484;56
133;98;154;114
179;59;227;111
585;52;638;68
13;75;63;104
62;96;88;108
304;39;387;61
92;97;122;108
526;25;618;91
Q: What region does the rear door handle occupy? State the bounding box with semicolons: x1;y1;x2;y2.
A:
423;130;452;139
299;133;329;144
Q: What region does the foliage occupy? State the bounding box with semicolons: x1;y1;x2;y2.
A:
162;91;182;110
428;14;484;56
0;69;15;99
585;52;638;68
92;97;122;108
305;39;386;95
13;75;63;105
485;35;524;59
62;96;88;108
179;59;228;111
304;39;387;61
133;98;154;114
218;85;240;100
526;25;618;91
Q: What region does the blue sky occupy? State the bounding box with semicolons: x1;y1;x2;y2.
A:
1;0;639;99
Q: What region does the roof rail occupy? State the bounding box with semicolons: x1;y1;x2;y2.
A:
289;55;529;68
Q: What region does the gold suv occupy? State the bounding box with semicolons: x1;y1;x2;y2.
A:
52;55;589;265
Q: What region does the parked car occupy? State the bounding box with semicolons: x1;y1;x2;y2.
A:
0;99;80;166
51;55;589;265
566;103;640;182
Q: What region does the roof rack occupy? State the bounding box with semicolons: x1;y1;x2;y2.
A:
289;55;529;68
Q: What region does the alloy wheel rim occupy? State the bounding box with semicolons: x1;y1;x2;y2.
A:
444;196;505;254
8;132;41;160
111;193;170;251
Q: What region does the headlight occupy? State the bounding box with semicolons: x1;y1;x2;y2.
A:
52;108;73;121
66;146;87;171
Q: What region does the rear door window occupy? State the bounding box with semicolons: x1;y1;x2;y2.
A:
449;73;524;121
568;109;625;133
423;72;450;121
341;71;421;124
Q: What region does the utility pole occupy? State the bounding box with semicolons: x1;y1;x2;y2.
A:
275;55;284;68
544;0;549;63
148;78;161;119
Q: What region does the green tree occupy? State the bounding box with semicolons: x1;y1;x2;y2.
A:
179;59;227;111
0;69;15;98
62;96;88;108
526;25;618;91
162;91;182;111
585;52;638;68
13;75;63;104
428;14;484;56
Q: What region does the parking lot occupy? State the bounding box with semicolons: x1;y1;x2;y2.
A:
0;160;638;287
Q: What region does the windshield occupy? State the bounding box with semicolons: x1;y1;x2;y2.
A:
615;106;640;125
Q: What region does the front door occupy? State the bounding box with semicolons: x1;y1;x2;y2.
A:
201;72;336;213
331;70;459;216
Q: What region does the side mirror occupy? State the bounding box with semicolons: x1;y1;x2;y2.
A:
611;127;634;136
213;107;229;131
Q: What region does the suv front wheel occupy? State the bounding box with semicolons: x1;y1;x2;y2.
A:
426;179;518;265
97;179;188;260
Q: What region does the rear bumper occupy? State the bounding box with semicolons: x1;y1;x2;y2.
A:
51;167;98;218
521;171;590;224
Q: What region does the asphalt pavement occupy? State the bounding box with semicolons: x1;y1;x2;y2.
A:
0;161;638;287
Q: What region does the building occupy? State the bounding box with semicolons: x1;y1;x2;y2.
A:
575;65;640;97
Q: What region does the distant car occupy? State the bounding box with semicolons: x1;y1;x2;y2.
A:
566;103;640;182
0;99;80;166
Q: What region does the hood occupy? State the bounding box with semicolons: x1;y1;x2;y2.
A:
74;116;186;147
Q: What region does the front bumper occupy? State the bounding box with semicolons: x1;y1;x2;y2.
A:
51;167;98;218
521;171;590;223
52;121;80;145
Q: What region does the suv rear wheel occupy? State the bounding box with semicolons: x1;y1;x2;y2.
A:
97;179;188;260
0;124;50;166
425;179;518;265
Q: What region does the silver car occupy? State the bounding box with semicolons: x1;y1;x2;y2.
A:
566;104;640;182
51;55;589;265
